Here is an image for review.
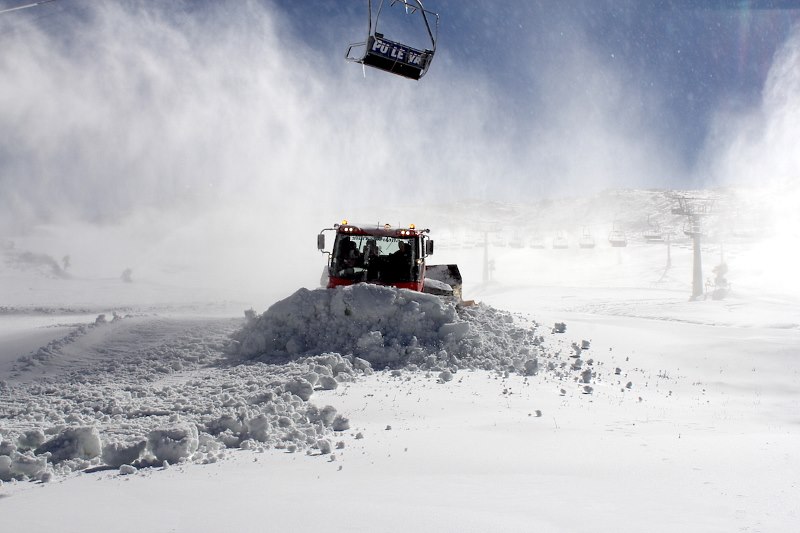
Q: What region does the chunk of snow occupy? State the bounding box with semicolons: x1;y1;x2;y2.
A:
318;375;338;391
0;451;48;481
147;425;199;465
317;439;332;455
245;415;272;443
35;426;102;463
307;405;337;427
438;321;469;340
119;464;137;475
332;415;350;432
17;430;45;451
284;378;314;401
102;440;146;468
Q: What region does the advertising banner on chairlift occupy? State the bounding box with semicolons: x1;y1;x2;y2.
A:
368;36;430;69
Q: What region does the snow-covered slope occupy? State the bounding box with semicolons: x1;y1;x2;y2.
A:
1;189;799;532
1;284;621;481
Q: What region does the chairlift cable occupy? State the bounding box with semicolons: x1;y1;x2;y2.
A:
0;0;56;16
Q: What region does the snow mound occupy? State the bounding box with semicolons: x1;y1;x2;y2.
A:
232;285;544;372
234;285;456;364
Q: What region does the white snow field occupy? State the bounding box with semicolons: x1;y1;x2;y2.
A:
2;192;800;533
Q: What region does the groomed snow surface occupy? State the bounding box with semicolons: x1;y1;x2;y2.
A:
2;232;800;532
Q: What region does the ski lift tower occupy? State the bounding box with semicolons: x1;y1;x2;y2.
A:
672;196;715;300
482;230;490;283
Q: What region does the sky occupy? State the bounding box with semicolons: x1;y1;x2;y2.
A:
275;1;800;165
1;0;799;297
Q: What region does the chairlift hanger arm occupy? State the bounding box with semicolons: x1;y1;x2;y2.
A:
416;1;438;53
388;0;437;50
371;0;437;48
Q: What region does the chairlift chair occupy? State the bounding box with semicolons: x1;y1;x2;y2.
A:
346;0;439;80
643;214;664;243
643;228;664;243
552;232;569;249
579;227;595;249
529;236;546;249
608;232;628;247
608;224;628;247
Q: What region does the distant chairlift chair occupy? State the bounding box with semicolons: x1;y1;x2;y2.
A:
579;227;596;249
608;230;628;247
346;0;439;80
553;232;569;249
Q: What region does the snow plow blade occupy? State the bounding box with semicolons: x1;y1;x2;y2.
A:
424;264;463;300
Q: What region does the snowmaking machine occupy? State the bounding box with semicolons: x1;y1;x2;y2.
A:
317;221;462;299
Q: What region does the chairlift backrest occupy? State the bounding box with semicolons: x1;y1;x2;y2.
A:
346;0;439;80
361;33;433;79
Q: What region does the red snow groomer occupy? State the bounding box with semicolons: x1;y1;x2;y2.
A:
317;221;462;299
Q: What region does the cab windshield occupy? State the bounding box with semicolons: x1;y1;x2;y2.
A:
331;234;419;284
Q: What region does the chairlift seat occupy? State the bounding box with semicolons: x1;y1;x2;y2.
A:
346;0;438;80
350;34;433;80
608;231;628;247
643;230;664;243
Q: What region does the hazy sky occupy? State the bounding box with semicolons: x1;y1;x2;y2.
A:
2;0;798;222
278;0;800;162
1;0;799;296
